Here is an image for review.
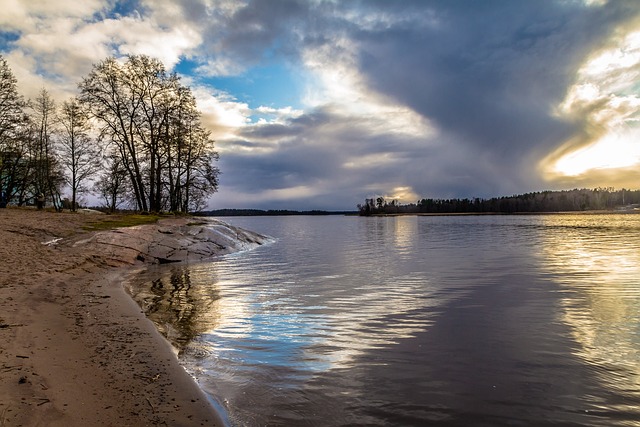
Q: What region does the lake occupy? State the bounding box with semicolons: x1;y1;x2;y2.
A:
127;214;640;426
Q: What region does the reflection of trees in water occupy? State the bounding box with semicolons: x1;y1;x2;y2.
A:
130;266;222;352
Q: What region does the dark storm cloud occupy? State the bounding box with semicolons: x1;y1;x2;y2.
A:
189;0;312;67
351;1;637;171
214;106;436;209
196;0;640;208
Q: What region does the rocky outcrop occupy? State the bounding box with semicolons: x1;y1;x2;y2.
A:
74;217;270;265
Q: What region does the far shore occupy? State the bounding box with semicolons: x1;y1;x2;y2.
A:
360;209;640;217
0;207;255;426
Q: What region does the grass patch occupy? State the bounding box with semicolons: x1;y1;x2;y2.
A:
83;214;162;231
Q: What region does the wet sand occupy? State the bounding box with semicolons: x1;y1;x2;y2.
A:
0;208;225;426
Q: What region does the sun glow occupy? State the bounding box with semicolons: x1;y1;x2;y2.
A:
543;27;640;182
553;129;640;176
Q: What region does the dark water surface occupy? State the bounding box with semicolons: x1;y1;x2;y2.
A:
127;214;640;426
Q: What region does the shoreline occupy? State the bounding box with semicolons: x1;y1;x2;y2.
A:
358;209;640;217
0;208;265;426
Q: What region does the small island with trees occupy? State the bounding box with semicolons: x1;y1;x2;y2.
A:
358;188;640;216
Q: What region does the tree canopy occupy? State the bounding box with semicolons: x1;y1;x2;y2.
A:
0;54;219;212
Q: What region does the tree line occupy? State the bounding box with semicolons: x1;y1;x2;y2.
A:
358;188;640;215
0;55;219;213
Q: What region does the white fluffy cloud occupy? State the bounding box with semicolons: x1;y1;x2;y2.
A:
1;0;202;99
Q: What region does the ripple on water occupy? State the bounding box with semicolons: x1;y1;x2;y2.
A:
128;214;640;426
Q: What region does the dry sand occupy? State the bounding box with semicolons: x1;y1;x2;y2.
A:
0;208;227;426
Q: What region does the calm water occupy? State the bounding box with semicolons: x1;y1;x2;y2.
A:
127;214;640;426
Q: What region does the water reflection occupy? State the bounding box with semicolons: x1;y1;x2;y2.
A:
196;264;436;374
126;215;640;426
126;265;224;353
539;215;640;408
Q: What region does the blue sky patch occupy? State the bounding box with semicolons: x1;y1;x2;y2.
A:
0;31;20;51
176;58;305;112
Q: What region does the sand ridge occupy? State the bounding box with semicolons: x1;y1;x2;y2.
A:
0;208;234;426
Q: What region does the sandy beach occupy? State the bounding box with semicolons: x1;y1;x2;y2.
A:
0;207;231;426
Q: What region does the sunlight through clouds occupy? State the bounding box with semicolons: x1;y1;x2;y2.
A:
191;86;252;139
113;20;201;69
387;186;420;204
543;25;640;183
553;130;640;176
301;38;433;139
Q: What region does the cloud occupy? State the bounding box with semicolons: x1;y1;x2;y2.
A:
171;0;310;77
0;0;106;33
541;19;640;184
0;0;202;99
347;1;640;195
201;0;640;209
163;0;640;208
0;0;109;97
2;0;640;210
212;104;439;210
190;86;252;138
111;18;201;68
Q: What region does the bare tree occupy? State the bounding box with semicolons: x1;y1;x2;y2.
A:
94;153;130;212
163;85;219;212
57;98;101;211
30;89;64;211
80;55;219;213
0;55;29;203
79;57;148;210
0;56;26;145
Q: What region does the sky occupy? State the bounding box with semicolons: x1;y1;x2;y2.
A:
1;0;639;211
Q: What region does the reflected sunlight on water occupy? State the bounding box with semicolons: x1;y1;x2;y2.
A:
127;214;640;426
539;215;640;402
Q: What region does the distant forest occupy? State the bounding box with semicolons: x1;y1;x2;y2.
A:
358;188;640;215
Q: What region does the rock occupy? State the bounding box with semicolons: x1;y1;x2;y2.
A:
75;217;271;265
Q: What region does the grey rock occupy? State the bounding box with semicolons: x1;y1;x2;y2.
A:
75;217;271;264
